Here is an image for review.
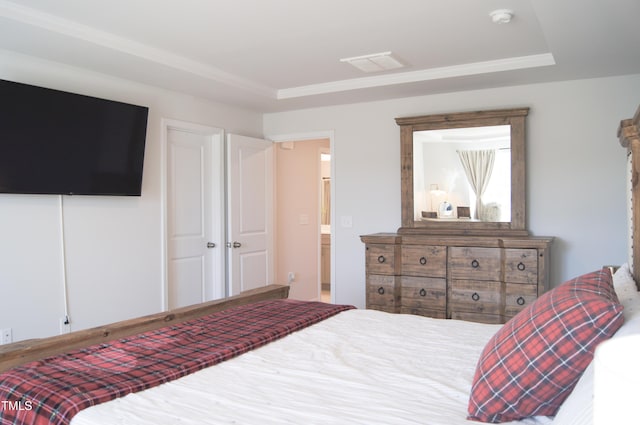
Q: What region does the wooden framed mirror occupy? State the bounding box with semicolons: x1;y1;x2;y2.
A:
396;108;529;236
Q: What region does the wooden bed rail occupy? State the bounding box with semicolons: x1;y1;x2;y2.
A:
0;284;290;373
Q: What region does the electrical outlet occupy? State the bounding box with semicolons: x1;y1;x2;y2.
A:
60;317;71;334
1;328;12;344
288;272;295;284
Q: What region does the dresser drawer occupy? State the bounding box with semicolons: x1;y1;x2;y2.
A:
365;244;399;275
366;274;400;311
504;283;538;318
449;279;501;316
451;311;503;324
400;306;447;319
449;247;501;281
401;245;446;277
401;276;446;311
505;248;538;284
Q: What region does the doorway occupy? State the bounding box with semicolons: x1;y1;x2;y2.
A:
162;123;333;307
162;119;225;310
273;137;332;302
226;133;275;296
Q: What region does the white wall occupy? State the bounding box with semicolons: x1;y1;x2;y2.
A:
264;74;640;308
0;50;262;341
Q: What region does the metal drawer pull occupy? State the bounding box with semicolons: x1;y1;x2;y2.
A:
471;259;480;268
419;256;427;265
471;292;480;301
378;287;385;295
517;296;526;306
419;288;427;297
377;255;386;263
517;262;526;271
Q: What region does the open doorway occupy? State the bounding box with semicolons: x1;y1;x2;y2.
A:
274;138;331;302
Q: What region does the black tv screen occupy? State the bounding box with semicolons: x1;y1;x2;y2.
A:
0;79;149;196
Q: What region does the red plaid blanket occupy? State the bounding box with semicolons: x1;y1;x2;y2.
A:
0;299;354;425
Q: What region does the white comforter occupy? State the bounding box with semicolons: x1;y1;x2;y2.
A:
72;309;552;425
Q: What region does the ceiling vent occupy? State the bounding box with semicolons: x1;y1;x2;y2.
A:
340;51;404;73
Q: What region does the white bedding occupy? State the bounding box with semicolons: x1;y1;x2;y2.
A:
72;309;551;425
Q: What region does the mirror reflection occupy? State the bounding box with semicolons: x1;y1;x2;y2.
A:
397;107;527;235
321;152;331;227
413;125;511;222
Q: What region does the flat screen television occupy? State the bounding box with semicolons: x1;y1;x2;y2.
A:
0;79;149;196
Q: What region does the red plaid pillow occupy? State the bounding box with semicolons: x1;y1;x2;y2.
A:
467;268;624;423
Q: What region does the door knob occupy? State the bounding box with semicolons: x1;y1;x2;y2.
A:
226;241;242;248
207;242;216;248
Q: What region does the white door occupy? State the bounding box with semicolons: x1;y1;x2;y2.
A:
227;134;274;295
166;122;224;309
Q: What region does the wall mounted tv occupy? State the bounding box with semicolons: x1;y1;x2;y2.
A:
0;79;149;196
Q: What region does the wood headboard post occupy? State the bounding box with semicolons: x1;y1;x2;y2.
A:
618;105;640;290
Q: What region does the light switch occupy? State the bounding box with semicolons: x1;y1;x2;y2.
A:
299;214;309;225
340;215;353;228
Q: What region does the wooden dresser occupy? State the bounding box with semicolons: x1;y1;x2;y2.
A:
361;233;553;324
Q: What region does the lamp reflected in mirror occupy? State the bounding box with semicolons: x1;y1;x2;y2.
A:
423;184;459;219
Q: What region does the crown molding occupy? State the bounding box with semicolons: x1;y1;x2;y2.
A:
0;0;277;98
0;1;555;103
277;53;555;99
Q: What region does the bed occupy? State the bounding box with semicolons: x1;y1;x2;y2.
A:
1;105;640;425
